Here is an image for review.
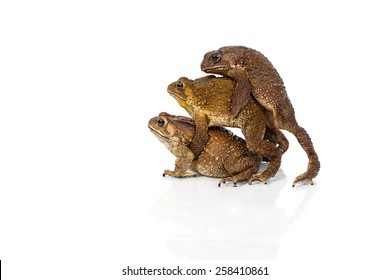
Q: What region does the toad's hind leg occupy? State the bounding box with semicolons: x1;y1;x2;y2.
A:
242;122;282;183
275;108;320;186
264;127;289;154
219;151;260;186
290;125;320;186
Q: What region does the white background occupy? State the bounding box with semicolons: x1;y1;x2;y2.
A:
1;0;389;279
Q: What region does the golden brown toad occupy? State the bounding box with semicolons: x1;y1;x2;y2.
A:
167;75;289;183
148;112;260;186
201;46;320;186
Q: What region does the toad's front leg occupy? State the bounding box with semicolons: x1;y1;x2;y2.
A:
190;113;210;159
163;145;197;178
230;72;252;118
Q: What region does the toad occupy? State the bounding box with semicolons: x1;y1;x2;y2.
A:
167;75;289;183
148;112;261;186
201;46;320;186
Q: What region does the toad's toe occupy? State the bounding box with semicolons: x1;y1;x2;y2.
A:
219;177;241;187
292;173;314;187
248;173;270;185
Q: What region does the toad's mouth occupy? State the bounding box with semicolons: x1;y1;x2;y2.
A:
167;90;187;102
203;65;230;73
148;126;168;139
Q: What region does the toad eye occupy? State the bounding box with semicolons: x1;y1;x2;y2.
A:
209;53;221;63
157;118;165;127
176;82;184;90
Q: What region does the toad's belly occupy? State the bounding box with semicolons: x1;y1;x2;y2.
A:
191;161;229;178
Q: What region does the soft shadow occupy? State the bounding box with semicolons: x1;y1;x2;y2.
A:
150;170;317;260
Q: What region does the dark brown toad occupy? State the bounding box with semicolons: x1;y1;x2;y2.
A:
201;46;320;186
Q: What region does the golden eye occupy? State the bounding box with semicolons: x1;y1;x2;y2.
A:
176;82;184;90
157;118;165;127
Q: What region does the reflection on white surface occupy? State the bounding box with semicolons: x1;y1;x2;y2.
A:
150;170;317;260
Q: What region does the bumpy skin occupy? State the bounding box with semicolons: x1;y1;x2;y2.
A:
201;46;320;186
167;76;289;183
148;112;260;186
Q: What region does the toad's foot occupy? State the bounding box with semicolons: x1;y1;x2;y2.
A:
163;169;196;178
292;173;314;187
287;125;320;187
247;172;271;185
218;177;238;187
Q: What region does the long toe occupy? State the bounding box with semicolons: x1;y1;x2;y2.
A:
293;173;314;187
218;179;226;187
249;173;269;185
